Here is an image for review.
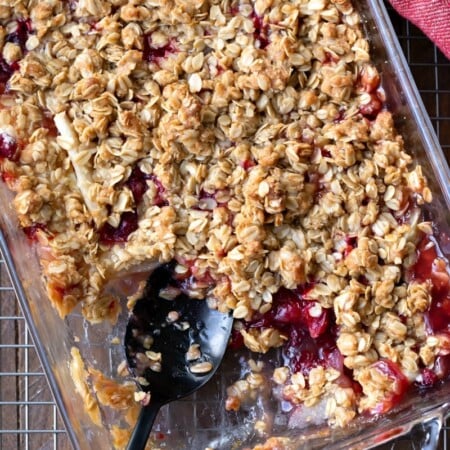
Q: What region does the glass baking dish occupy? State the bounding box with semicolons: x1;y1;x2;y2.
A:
1;0;450;448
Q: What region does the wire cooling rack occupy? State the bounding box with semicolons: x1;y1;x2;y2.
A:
0;4;449;450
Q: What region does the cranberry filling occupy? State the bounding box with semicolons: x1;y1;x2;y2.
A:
41;112;58;137
0;19;33;86
143;33;176;63
0;58;19;85
242;286;343;376
23;223;47;241
368;360;409;415
359;92;383;120
323;51;339;64
250;12;270;49
283;325;338;376
0;133;19;161
333;108;346;123
229;327;245;350
417;368;438;387
410;235;450;334
407;234;450;384
173;260;216;294
126;166;167;207
240;158;256;171
344;236;357;257
6;19;32;53
98;211;138;245
1;170;16;184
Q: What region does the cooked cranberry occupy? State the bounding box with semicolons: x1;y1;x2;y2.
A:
240;159;256;170
417;368;438;387
229;328;245;350
410;235;450;334
320;148;331;158
150;175;167;206
0;20;32;88
0;133;19;161
369;360;409;415
189;264;215;285
0;57;17;85
323;51;338;64
359;66;381;93
6;19;32;53
359;93;383;120
344;236;357;258
41;112;58;137
250;12;270;49
283;325;338;375
126;166;167;206
304;303;329;338
246;285;338;375
229;5;240;15
126;166;149;204
23;223;47;241
1;170;16;184
334;108;345;123
143;33;176;63
273;298;303;324
99;211;138;244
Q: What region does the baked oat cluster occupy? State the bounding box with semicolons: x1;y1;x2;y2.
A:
1;0;449;437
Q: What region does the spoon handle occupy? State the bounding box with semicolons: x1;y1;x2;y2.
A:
126;402;161;450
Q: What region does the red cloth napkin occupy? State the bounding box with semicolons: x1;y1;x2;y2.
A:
389;0;450;59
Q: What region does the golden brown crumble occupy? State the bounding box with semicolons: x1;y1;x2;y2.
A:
0;0;446;440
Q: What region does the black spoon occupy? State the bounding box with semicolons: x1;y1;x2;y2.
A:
124;261;233;450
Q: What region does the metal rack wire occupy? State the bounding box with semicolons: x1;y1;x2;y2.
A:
0;4;449;450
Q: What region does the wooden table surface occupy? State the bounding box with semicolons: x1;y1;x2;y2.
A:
0;5;449;450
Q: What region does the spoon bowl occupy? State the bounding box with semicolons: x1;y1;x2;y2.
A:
124;261;233;450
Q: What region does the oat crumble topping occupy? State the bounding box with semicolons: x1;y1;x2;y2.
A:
1;0;449;440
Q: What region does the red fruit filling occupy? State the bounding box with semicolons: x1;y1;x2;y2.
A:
240;159;256;170
333;108;346;123
6;19;32;52
368;360;409;415
1;170;16;184
0;57;19;85
357;68;381;93
323;51;339;64
98;211;138;245
23;223;47;241
417;368;438;387
410;235;450;334
143;33;176;63
250;12;270;49
244;286;343;376
405;234;450;385
0;19;33;86
41;112;58;137
126;166;167;207
344;236;357;258
0;133;19;161
229;327;245;350
359;92;383;120
171;257;217;293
